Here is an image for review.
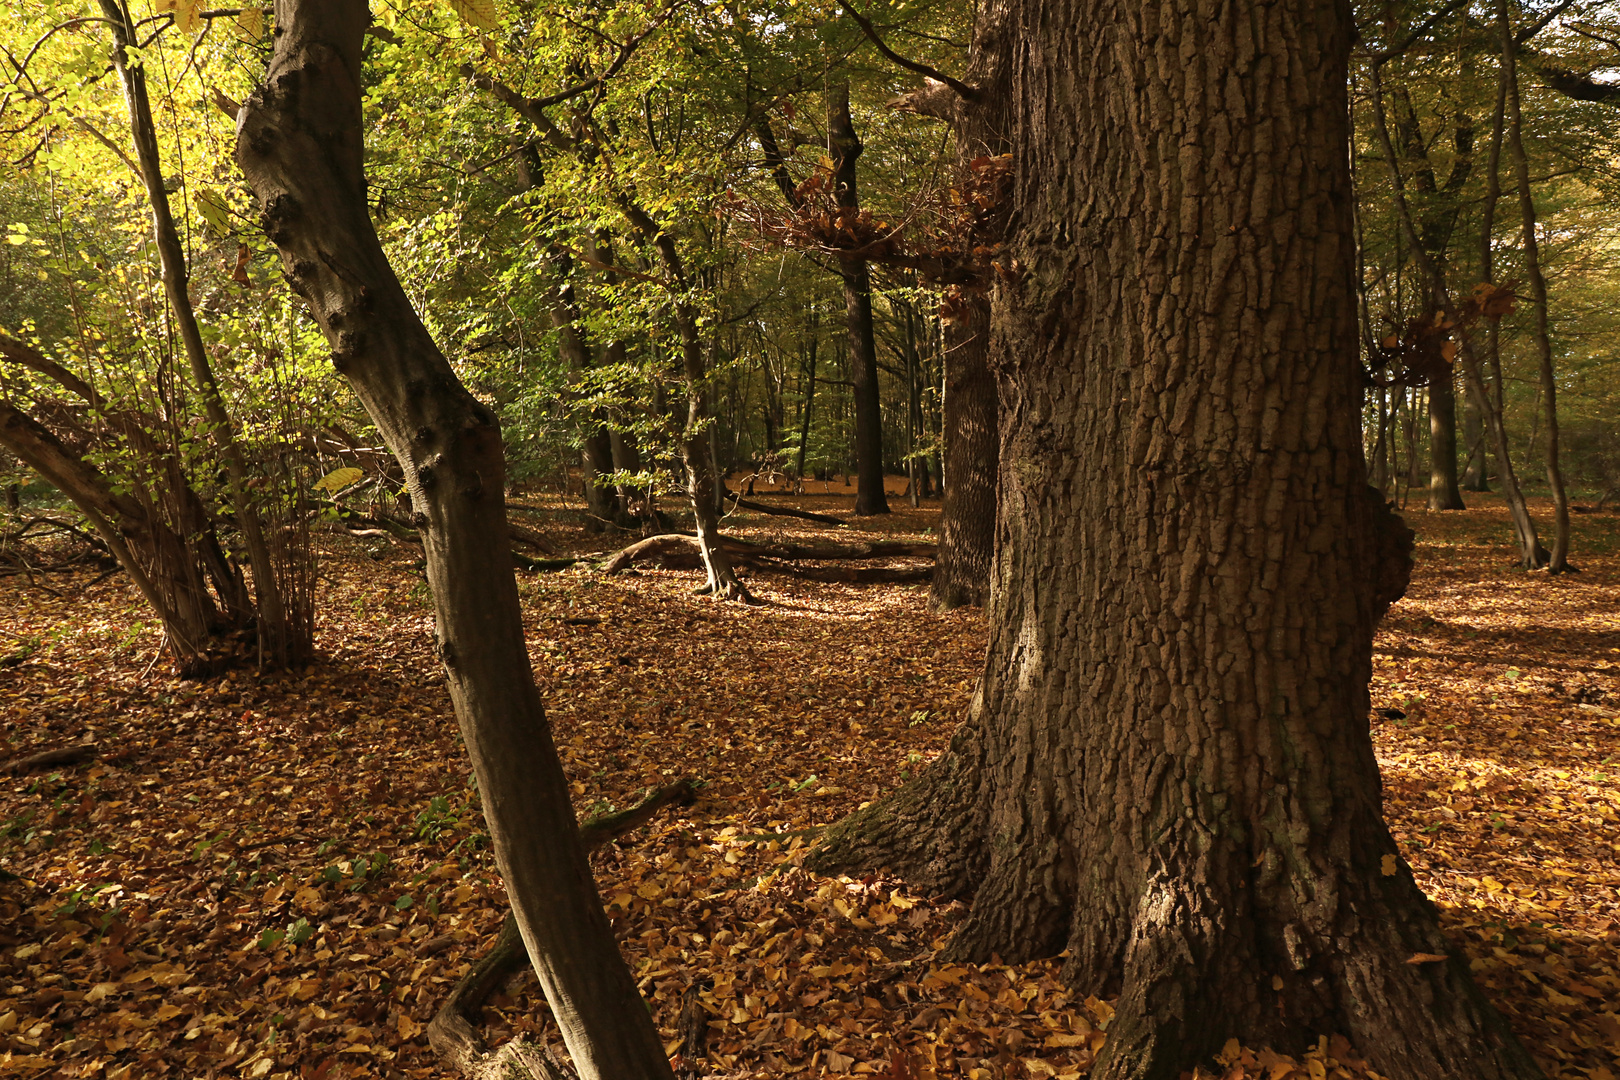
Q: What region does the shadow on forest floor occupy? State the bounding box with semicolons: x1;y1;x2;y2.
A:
0;490;1614;1079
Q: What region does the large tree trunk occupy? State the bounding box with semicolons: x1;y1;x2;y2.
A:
813;3;1543;1078
828;85;890;517
236;7;675;1079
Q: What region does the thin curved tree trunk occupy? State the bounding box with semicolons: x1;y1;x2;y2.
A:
97;0;298;665
814;2;1544;1077
236;7;676;1078
1498;0;1572;572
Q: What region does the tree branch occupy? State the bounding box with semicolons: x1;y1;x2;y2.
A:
834;0;977;101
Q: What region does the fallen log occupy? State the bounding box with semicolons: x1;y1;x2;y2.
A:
600;533;935;576
723;492;845;526
0;743;97;774
428;781;698;1080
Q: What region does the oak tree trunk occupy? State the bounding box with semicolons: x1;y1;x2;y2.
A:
814;3;1544;1078
236;7;675;1078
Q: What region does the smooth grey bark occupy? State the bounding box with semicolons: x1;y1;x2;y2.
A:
235;7;675;1079
814;2;1543;1077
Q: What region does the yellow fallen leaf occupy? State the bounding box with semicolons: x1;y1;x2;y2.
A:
1406;952;1448;964
85;982;120;1003
1381;854;1398;876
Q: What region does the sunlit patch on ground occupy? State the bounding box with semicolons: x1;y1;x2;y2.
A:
0;493;1614;1078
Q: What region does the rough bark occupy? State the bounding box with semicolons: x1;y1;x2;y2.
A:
828;85;890;517
814;3;1543;1078
932;313;999;608
236;8;674;1079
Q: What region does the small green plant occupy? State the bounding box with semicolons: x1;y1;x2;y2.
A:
908;710;929;727
791;774;819;793
414;795;462;842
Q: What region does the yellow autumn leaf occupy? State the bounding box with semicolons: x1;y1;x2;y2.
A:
236;7;264;39
445;0;498;30
1380;853;1398;876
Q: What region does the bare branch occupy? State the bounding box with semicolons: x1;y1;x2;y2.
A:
1367;0;1470;66
833;0;977;101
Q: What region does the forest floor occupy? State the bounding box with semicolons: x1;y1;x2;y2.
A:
0;484;1617;1080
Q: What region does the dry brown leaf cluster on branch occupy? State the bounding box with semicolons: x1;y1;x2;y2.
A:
0;494;1616;1080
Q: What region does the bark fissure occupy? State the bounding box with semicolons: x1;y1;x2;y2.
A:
814;3;1544;1077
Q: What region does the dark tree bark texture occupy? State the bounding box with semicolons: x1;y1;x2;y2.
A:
236;6;674;1079
929;0;1010;610
828;85;890;517
813;3;1543;1078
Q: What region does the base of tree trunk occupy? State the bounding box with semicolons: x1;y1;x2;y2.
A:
429;782;698;1080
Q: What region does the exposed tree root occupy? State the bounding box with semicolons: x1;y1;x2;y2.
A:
428;781;698;1079
808;728;985;899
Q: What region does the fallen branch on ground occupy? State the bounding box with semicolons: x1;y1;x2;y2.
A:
723;492;846;526
0;743;97;774
428;780;699;1080
600;533;934;578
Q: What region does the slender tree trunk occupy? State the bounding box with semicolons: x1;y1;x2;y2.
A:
1368;59;1546;566
1428;372;1466;509
827;85;890;516
796;316;819;483
1498;0;1572;571
236;9;676;1079
547;286;619;524
813;3;1543;1077
98;0;297;665
927;0;1009;609
1462;376;1489;490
